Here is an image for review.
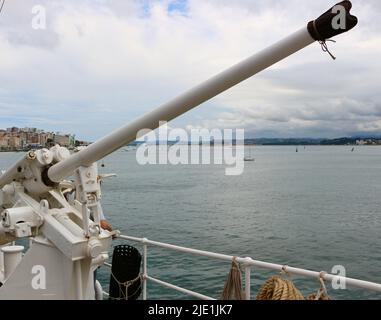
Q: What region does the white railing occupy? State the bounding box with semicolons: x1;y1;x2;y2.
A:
104;234;381;300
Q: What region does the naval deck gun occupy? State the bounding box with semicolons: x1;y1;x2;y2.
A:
0;2;358;299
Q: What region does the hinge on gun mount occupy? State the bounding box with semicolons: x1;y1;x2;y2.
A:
75;163;102;237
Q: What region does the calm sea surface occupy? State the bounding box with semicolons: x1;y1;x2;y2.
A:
1;146;380;300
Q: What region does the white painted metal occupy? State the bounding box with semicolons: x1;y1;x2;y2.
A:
50;145;71;163
1;245;24;280
53;211;84;238
0;153;33;188
73;165;103;237
75;260;83;300
0;237;97;299
244;264;251;300
0;185;112;299
147;276;215;300
1;207;40;232
143;243;148;300
119;235;381;293
94;280;103;300
47;28;314;182
0;248;3;281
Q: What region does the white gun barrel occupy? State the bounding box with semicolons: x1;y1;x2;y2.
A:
1;1;357;186
48;28;314;183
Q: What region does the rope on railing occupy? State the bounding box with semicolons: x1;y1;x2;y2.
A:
221;257;245;300
113;234;381;295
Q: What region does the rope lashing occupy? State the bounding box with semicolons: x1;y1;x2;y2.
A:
221;257;245;300
281;265;289;277
308;272;332;300
109;271;143;300
319;39;337;60
256;275;305;300
313;20;337;60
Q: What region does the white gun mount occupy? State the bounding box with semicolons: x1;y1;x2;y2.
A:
0;146;114;299
0;2;357;299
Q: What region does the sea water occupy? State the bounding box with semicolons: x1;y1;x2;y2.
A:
1;146;380;300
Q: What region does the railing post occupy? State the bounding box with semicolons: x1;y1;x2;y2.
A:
244;258;252;300
142;238;148;300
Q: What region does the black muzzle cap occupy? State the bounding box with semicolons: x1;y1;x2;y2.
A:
307;1;358;41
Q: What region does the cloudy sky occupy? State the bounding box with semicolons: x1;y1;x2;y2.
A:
0;0;380;140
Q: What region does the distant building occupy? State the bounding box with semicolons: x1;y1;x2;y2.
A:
40;132;53;147
6;127;19;133
8;136;21;150
356;140;366;145
0;127;76;151
0;132;9;150
54;134;71;147
356;139;380;146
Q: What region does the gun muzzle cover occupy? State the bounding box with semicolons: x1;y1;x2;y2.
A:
307;1;358;41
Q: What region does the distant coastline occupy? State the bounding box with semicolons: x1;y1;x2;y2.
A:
128;137;381;147
1;125;381;152
2;138;381;152
243;137;381;146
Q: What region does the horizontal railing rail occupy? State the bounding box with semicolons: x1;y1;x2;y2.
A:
102;234;381;300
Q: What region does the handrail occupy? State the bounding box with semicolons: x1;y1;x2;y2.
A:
146;276;215;300
115;234;381;297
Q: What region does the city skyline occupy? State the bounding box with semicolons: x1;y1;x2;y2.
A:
0;126;78;151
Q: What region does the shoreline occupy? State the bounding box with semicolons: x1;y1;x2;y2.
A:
1;144;381;153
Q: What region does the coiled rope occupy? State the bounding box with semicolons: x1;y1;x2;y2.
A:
220;260;332;300
256;275;305;300
255;269;333;300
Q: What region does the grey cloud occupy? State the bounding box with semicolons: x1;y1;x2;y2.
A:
0;0;380;139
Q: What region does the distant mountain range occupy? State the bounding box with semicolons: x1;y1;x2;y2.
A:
244;137;381;145
128;136;381;146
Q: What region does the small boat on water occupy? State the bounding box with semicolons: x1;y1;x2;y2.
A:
244;147;255;162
